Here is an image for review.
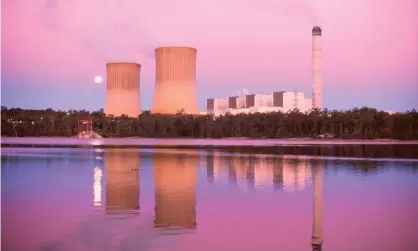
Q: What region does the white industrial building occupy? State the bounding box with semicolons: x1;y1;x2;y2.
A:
203;91;312;116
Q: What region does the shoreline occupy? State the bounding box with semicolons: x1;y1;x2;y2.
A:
1;137;418;148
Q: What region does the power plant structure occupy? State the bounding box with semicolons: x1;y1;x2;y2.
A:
102;26;322;116
152;47;199;115
203;90;312;116
104;62;141;118
312;26;323;109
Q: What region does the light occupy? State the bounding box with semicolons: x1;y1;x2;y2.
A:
93;167;102;206
91;140;103;146
94;75;103;84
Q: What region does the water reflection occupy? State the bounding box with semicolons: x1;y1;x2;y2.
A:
104;149;140;215
218;144;418;159
93;167;102;206
282;156;312;192
311;159;323;251
152;149;198;233
206;153;314;192
2;147;418;251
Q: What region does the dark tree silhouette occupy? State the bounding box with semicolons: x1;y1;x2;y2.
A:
1;107;417;140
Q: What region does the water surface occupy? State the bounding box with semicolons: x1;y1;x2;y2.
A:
2;147;418;251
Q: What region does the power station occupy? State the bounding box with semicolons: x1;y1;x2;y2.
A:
104;62;141;117
152;46;199;114
312;26;323;109
103;26;323;115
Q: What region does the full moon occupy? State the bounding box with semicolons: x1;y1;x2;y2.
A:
94;76;103;84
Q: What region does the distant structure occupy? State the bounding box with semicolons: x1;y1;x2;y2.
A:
77;120;92;138
105;62;141;118
152;47;199;114
203;91;312;116
76;120;102;138
312;26;323;109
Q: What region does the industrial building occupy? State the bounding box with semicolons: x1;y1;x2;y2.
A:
152;47;199;115
102;26;322;117
104;62;141;117
203;90;313;116
202;26;323;116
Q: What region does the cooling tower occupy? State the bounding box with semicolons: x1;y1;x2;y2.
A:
312;26;323;109
152;47;199;114
105;62;141;117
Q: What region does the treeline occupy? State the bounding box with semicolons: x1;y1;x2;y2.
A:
1;106;418;140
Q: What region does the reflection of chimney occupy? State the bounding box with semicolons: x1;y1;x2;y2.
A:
105;150;140;213
312;161;323;251
153;150;198;230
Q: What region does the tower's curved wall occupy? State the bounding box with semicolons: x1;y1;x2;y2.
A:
105;62;141;117
152;47;199;114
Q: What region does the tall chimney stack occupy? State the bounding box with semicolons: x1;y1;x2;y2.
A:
312;26;323;109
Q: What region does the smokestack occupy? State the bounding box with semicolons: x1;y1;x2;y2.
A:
312;26;323;109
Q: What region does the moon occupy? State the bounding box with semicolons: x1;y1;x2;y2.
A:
94;76;103;84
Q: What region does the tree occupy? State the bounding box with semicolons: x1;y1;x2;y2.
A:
1;107;417;140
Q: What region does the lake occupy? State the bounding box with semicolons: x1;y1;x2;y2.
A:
2;146;418;251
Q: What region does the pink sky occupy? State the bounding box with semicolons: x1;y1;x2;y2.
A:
1;0;417;111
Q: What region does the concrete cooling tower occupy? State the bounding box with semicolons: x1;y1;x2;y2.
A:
312;26;323;109
105;62;141;117
152;47;199;114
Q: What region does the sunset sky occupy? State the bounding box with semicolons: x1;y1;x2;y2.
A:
2;0;417;112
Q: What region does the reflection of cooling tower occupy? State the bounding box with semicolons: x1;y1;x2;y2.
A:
152;47;199;114
105;150;140;213
152;150;198;230
312;160;323;251
312;26;323;109
105;62;141;117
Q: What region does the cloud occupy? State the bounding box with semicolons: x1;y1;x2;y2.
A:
34;0;320;63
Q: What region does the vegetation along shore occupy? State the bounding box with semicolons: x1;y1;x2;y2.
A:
1;106;417;140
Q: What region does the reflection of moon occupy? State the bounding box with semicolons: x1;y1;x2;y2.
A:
94;75;103;84
93;167;102;206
